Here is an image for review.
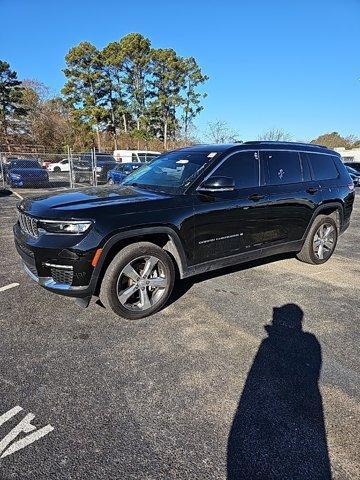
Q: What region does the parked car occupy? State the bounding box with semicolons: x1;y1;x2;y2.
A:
345;165;360;187
113;150;160;163
344;161;360;175
14;141;355;319
6;159;49;187
47;159;70;172
107;162;141;184
73;153;117;183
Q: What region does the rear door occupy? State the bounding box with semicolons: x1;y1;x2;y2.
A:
259;150;322;244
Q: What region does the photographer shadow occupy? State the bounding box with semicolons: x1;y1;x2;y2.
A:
227;304;331;480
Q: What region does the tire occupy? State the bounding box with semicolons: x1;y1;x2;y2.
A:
100;242;175;320
54;166;61;173
296;215;338;265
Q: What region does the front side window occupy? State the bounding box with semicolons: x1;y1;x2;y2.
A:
123;151;215;193
263;151;302;185
307;153;339;180
209;151;259;189
132;153;138;162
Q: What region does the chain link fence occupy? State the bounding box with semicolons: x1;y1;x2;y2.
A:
0;149;118;192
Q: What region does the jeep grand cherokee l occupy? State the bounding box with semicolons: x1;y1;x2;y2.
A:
14;142;355;319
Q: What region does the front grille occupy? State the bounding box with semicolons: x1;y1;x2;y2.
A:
51;267;73;285
19;213;39;238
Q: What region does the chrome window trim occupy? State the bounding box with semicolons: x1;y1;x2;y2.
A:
196;148;340;190
198;187;235;192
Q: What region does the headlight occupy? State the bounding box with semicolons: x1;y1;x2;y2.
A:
38;220;92;234
10;173;21;179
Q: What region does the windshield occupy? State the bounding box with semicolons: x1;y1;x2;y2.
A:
10;160;40;169
122;151;215;193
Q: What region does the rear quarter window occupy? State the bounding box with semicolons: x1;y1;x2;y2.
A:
307;153;339;180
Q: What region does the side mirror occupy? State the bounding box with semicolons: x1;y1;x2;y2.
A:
198;176;235;192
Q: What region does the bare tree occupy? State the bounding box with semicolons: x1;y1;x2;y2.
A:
258;128;292;142
205;120;240;144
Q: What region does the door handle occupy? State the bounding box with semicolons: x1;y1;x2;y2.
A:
306;187;318;194
248;193;265;202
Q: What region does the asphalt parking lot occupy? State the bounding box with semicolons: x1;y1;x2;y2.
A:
0;189;359;479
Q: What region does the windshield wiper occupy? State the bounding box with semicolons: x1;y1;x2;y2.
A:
128;182;172;195
128;182;157;191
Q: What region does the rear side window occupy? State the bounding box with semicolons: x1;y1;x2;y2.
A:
212;151;259;189
263;151;302;185
307;153;339;180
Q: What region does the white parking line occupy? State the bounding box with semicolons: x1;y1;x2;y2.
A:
0;283;19;292
0;406;54;459
12;191;23;200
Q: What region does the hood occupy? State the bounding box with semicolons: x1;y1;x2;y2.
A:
20;185;175;219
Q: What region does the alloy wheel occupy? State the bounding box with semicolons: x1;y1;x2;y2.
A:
116;255;168;311
313;223;336;260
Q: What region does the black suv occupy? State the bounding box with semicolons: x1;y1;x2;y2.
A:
14;142;355;319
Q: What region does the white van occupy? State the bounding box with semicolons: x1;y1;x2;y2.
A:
113;150;160;163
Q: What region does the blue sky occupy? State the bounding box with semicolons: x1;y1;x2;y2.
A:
0;0;359;141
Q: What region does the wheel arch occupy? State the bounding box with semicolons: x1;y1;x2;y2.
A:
304;201;344;240
92;226;188;296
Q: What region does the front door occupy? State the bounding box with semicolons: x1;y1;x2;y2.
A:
193;150;269;264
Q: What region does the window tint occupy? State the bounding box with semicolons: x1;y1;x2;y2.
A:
211;151;259;189
263;151;302;185
307;153;339;180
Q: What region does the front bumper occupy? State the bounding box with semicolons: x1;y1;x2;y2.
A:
14;222;98;299
22;262;89;294
10;178;49;187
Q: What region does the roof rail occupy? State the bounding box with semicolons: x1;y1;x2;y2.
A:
243;140;328;149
